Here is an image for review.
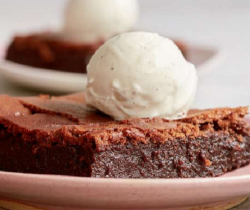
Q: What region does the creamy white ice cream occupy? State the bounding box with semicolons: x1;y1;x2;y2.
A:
63;0;139;44
86;32;198;120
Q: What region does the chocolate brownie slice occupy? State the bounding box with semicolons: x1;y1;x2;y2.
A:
5;34;102;74
5;34;187;74
0;93;249;178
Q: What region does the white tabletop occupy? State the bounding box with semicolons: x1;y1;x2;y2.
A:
0;0;250;110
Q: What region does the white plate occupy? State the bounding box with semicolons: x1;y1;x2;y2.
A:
0;45;225;94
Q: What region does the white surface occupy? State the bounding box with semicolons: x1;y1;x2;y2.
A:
0;44;220;95
1;164;250;209
86;32;197;120
0;0;249;108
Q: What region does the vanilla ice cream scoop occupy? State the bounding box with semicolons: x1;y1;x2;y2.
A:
86;32;198;120
63;0;139;44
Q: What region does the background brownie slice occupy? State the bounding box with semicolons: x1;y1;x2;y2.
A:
0;93;250;178
6;34;102;74
5;34;187;74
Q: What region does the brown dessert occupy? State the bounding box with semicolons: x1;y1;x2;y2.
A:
5;34;187;74
0;93;249;178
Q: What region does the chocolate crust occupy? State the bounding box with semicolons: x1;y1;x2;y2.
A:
0;93;250;178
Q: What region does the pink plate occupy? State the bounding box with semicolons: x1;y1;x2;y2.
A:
0;118;249;210
0;167;250;210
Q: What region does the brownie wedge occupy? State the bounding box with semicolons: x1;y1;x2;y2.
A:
0;93;250;178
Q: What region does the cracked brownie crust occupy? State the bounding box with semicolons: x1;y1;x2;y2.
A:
0;93;250;178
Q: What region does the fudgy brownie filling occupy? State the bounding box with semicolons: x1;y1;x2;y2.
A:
0;124;94;176
92;133;250;178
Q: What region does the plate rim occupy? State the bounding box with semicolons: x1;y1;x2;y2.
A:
1;166;250;209
1;166;250;184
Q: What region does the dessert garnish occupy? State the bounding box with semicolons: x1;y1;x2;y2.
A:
86;32;198;120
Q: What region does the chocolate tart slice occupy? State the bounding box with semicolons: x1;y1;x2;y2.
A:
5;33;187;74
0;93;249;178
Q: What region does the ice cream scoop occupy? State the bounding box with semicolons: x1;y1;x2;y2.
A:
86;32;198;120
63;0;139;44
